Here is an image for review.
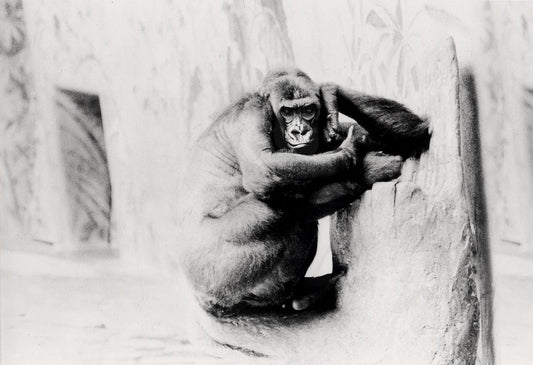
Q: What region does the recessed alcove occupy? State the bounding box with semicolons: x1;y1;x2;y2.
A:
55;89;112;247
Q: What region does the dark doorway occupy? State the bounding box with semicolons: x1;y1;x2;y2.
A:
56;89;111;246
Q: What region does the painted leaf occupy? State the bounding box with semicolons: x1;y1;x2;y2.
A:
397;47;405;90
411;65;419;91
0;58;9;90
396;0;403;29
374;32;391;56
393;31;402;46
366;10;386;28
0;17;24;54
379;62;388;85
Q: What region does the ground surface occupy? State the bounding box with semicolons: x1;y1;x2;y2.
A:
1;247;532;364
491;252;533;364
0;248;255;365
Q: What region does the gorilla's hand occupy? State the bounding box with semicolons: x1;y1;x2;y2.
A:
338;126;368;170
320;83;342;143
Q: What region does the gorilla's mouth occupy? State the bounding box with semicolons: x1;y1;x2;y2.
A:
287;139;318;154
288;141;312;148
286;134;315;148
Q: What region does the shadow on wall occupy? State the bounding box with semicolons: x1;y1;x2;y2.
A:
459;67;494;363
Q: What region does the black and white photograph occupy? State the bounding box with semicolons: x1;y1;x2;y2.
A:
1;0;533;364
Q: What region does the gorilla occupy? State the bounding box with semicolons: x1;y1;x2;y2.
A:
180;67;429;317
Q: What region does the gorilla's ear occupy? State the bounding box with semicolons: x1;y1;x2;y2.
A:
258;84;276;121
260;74;278;99
259;84;271;99
263;97;276;123
259;87;268;99
265;102;286;150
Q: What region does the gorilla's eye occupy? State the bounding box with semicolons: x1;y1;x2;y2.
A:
302;106;316;120
280;107;293;118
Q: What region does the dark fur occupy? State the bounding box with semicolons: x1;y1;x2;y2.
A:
180;68;429;317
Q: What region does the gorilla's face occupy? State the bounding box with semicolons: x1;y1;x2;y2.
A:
268;77;322;155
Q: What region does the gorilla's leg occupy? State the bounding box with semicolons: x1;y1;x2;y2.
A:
203;194;283;242
289;272;345;311
191;196;318;316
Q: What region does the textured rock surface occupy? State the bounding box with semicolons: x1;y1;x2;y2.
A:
196;39;492;365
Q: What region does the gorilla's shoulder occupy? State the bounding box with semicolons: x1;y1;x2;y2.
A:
235;93;268;111
215;93;270;126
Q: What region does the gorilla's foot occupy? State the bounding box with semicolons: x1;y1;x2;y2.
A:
290;272;344;311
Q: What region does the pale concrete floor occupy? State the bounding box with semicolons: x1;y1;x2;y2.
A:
0;249;254;365
491;252;533;365
1;248;532;364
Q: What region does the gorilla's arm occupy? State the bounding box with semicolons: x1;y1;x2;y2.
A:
235;109;357;199
290;152;403;222
321;84;429;156
337;87;428;140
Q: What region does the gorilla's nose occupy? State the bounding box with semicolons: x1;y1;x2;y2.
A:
291;127;310;137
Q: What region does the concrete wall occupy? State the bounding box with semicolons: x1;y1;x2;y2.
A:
1;0;529;259
476;2;533;256
13;0;296;265
4;0;531;261
1;0;41;245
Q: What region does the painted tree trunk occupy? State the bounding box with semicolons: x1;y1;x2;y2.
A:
193;39;492;365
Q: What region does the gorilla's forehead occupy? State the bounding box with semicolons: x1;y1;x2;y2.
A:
263;67;310;82
276;78;319;101
281;97;319;109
